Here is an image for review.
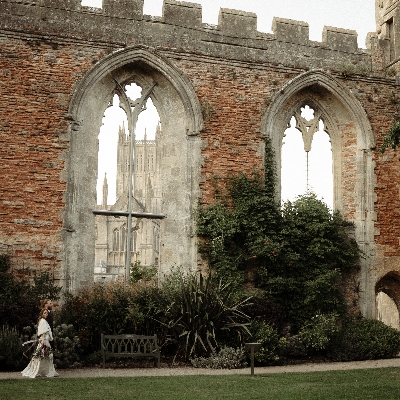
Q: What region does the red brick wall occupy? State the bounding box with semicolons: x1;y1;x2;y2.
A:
0;34;399;281
0;37;104;275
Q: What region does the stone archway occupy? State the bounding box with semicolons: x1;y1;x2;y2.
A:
63;46;204;292
376;272;400;329
262;70;376;318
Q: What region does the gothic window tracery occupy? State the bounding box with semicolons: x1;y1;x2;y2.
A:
121;225;126;252
112;228;119;251
281;105;333;207
94;77;168;273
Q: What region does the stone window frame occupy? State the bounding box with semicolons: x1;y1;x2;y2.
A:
112;228;119;252
63;46;204;291
262;70;377;318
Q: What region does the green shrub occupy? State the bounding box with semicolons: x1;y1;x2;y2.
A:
158;270;251;360
283;334;307;358
243;295;286;333
250;321;287;365
0;254;61;332
328;318;400;361
58;283;136;354
127;285;165;337
0;325;25;371
191;346;247;369
130;261;157;284
297;312;340;353
85;351;102;366
53;324;82;369
197;147;361;334
261;194;360;330
380;120;400;154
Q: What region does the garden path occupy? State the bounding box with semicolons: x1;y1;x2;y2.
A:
2;358;400;379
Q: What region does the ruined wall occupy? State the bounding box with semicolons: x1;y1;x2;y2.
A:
0;36;101;274
0;0;400;318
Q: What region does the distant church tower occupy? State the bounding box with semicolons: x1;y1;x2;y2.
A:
94;123;162;280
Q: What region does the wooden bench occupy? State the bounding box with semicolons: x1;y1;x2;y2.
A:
101;334;160;368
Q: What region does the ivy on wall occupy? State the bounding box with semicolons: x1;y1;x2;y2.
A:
380;121;400;154
197;137;361;330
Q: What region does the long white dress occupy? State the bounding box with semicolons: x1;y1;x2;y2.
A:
21;318;59;378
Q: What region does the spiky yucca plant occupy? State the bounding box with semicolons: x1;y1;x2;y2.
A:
159;272;251;360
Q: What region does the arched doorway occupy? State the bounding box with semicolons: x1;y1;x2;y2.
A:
376;272;400;330
262;70;376;318
63;46;204;292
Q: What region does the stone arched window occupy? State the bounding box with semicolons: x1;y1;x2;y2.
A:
112;228;119;252
64;46;204;291
281;105;333;207
376;272;400;330
121;225;126;252
263;70;376;318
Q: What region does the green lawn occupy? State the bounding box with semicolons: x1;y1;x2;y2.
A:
1;368;400;400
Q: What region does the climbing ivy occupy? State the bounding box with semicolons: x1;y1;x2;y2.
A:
197;137;361;331
197;137;281;284
380;120;400;154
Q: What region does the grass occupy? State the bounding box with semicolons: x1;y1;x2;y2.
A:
1;368;400;400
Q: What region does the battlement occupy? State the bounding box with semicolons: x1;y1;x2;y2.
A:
218;8;257;38
0;0;364;53
163;0;202;28
322;26;358;53
272;17;309;45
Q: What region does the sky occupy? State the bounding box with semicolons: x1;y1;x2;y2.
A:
87;0;377;207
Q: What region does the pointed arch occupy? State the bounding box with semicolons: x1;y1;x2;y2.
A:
263;70;375;151
262;71;375;203
63;46;204;291
261;70;376;318
376;271;400;329
68;46;204;136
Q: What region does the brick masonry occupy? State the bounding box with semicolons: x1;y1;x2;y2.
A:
0;0;400;318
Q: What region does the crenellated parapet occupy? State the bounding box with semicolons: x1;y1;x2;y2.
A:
218;8;257;38
0;0;359;46
272;18;309;45
0;0;398;73
162;0;202;29
322;26;358;53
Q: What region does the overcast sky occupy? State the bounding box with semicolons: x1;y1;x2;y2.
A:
88;0;378;207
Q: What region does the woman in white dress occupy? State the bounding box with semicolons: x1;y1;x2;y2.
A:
22;308;59;378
